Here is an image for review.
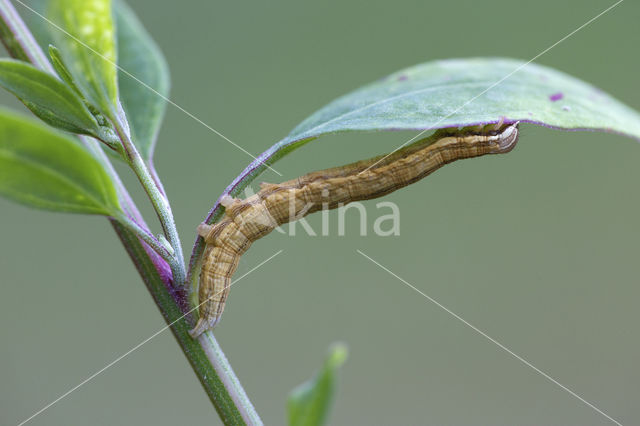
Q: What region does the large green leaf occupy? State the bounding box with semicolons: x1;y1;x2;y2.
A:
0;109;120;215
114;0;169;162
280;57;640;146
288;343;348;426
47;0;119;118
0;58;100;135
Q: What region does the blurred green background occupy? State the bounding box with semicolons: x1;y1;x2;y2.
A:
2;0;639;424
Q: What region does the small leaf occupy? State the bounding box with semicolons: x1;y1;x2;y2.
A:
114;0;170;162
288;343;348;426
0;58;100;135
48;45;85;98
0;109;121;215
280;57;640;146
47;0;119;118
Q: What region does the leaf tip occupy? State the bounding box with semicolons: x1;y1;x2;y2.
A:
326;342;348;369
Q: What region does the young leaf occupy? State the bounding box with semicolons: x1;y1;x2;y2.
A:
0;58;100;135
280;57;640;146
48;45;84;98
46;0;119;118
114;0;170;162
288;343;348;426
0;109;121;215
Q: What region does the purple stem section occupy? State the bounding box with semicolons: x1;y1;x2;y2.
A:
117;186;172;284
0;0;49;69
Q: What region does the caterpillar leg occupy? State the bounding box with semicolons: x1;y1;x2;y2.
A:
189;315;222;337
220;194;238;208
197;223;213;238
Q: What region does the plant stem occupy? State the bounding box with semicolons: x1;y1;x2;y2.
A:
0;2;262;424
0;0;52;71
198;331;264;425
112;118;186;286
115;212;172;262
112;221;262;425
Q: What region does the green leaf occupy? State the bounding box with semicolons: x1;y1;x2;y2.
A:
0;58;100;135
280;57;640;146
47;0;119;118
114;0;170;162
288;343;348;426
0;109;121;215
48;45;85;99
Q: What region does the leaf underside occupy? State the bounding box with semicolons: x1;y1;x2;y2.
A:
280;57;640;147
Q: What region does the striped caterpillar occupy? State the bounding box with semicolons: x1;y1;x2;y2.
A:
190;122;519;337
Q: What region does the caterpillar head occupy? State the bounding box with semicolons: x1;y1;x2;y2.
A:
496;122;519;153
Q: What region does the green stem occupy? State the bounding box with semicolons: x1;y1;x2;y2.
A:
115;212;172;262
113;118;186;286
112;221;262;425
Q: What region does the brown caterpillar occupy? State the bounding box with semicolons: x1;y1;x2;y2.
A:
190;122;519;337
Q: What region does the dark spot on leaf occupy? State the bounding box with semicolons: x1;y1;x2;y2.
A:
397;74;408;81
562;105;571;112
549;92;564;102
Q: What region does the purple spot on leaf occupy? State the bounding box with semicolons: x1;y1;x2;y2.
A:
549;92;564;102
397;74;408;81
528;112;533;116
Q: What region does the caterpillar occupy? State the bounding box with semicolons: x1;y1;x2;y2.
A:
190;122;519;337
